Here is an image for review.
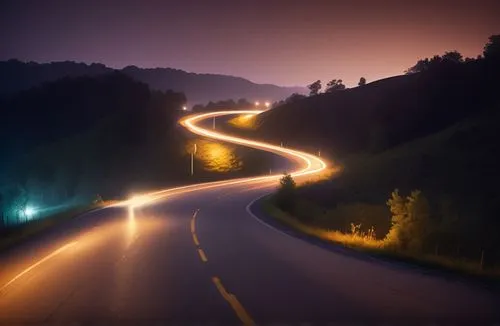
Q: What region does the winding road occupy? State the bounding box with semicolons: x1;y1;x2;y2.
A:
0;111;498;325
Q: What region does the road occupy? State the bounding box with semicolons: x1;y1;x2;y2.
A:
0;110;499;325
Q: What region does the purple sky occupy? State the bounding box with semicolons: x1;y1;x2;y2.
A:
1;0;499;87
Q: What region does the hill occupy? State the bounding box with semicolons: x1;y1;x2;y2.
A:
256;59;499;158
251;47;500;270
0;60;304;105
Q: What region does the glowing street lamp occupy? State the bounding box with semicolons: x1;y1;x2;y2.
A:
182;106;187;111
255;101;260;107
191;143;197;176
264;101;270;108
24;206;36;219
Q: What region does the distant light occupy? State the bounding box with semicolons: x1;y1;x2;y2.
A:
182;106;187;111
264;101;270;108
255;101;260;106
24;206;35;218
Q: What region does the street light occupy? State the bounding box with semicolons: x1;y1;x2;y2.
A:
255;101;260;107
24;206;36;220
182;106;187;111
264;101;270;108
191;143;197;176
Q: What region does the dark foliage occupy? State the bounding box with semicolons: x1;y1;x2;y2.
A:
257;55;500;157
0;73;188;226
0;60;305;106
275;173;297;212
191;98;252;112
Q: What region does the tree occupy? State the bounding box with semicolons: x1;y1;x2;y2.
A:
386;189;408;247
307;80;322;96
192;104;205;112
325;79;346;93
442;51;463;63
285;93;306;104
483;34;500;61
237;98;251;108
405;58;431;74
275;173;296;211
386;189;431;252
429;55;443;68
358;77;366;86
405;190;432;251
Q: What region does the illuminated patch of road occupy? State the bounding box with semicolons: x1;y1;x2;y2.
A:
212;276;255;326
111;110;329;209
0;241;78;294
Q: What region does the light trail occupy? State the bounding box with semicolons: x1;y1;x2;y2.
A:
0;241;78;294
113;110;328;208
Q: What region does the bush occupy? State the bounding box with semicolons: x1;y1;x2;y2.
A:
386;189;432;252
275;173;296;212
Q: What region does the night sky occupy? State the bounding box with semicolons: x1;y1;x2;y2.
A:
1;0;499;86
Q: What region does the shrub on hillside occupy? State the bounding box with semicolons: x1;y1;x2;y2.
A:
385;189;433;252
275;173;296;212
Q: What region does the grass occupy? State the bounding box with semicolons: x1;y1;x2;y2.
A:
227;114;258;130
261;197;500;281
0;203;103;252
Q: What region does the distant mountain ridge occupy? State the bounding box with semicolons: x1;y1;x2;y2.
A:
0;59;305;105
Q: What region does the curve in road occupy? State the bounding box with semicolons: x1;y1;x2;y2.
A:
0;110;499;325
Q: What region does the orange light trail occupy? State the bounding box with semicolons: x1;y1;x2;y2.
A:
113;110;328;208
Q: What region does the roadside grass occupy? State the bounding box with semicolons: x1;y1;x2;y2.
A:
261;197;500;281
227;114;258;130
0;203;104;252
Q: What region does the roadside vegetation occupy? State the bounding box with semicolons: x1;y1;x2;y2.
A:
0;202;104;251
266;109;500;278
0;73;276;236
255;35;500;278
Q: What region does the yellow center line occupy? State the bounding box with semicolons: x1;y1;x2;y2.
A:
212;276;255;326
190;209;199;234
0;241;78;294
192;233;200;246
190;219;195;234
197;248;208;262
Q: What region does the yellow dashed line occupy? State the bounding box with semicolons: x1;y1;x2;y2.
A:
197;248;208;262
192;233;200;246
190;209;199;234
190;219;195;234
212;277;254;326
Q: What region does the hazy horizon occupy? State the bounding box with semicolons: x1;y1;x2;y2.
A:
2;0;499;87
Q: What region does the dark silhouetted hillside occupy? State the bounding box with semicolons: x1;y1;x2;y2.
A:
256;59;500;158
254;47;500;269
0;60;304;105
0;73;187;201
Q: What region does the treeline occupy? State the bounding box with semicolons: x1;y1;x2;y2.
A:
191;98;252;112
0;73;187;227
0;60;304;106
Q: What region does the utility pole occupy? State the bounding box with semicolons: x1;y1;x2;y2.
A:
191;143;197;176
213;117;216;130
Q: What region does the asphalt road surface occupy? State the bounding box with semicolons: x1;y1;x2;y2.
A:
0;111;499;325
